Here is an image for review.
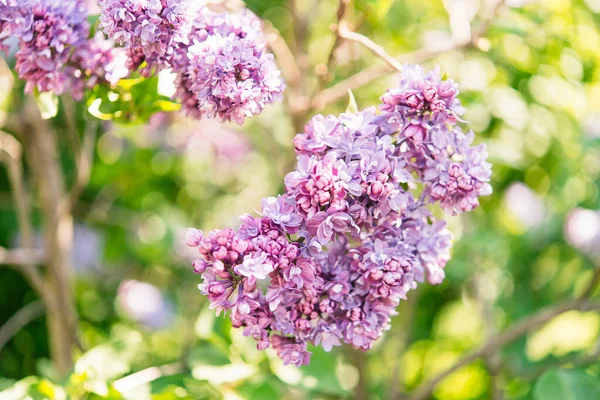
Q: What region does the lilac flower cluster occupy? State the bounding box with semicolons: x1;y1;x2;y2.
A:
380;65;492;214
0;0;128;98
187;65;492;366
171;8;267;119
98;0;198;74
0;1;17;53
184;12;284;124
99;3;284;123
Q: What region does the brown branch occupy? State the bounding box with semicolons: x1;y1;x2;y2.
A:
409;299;600;400
67;121;97;208
523;339;600;381
311;45;456;110
387;291;420;399
0;247;45;266
21;98;78;377
312;62;387;110
0;301;45;354
264;23;302;89
61;96;81;157
579;266;600;300
337;22;403;72
0;130;79;363
0;131;47;297
287;0;314;132
311;0;507;110
474;274;504;400
60;95;97;209
264;22;310;120
315;0;349;89
344;347;369;400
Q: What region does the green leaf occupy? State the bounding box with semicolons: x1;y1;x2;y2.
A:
346;89;359;114
187;343;230;367
150;373;187;394
533;369;600;400
35;91;58;119
376;0;393;19
248;382;281;400
0;377;66;400
153;99;181;113
117;77;145;91
299;347;347;395
75;335;142;382
0;379;15;392
0;377;38;400
88;98;116;121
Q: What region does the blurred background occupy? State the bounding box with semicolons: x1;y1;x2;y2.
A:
1;0;600;399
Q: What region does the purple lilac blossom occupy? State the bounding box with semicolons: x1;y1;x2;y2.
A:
380;65;492;215
98;0;198;75
185;31;284;124
186;65;491;366
380;64;465;146
177;8;283;123
171;7;266;118
98;3;284;123
0;1;17;52
0;0;128;98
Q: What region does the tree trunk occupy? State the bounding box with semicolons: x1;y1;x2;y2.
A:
22;102;76;377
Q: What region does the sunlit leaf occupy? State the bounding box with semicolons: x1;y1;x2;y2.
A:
248;382;281;400
153;100;181;113
533;369;600;400
191;364;257;385
376;0;393;19
35;91;58;119
117;77;145;91
346;89;359;114
0;377;39;400
299;347;347;395
88;98;115;121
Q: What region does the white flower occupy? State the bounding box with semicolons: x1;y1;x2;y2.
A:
235;252;273;279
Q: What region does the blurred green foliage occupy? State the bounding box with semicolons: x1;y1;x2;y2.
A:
1;0;600;399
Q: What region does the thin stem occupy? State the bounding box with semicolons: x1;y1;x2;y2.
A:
579;266;600;300
473;274;504;400
345;347;369;400
264;22;309;123
311;0;507;111
0;247;45;266
68;119;97;208
264;23;302;89
312;44;459;111
523;337;600;380
387;290;420;400
0;130;47;297
0;301;45;354
337;22;403;72
61;96;81;156
286;0;314;133
409;267;600;400
316;0;349;90
21;98;78;377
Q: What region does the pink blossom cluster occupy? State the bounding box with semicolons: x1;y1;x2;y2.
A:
99;3;284;123
186;65;492;366
0;0;128;99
